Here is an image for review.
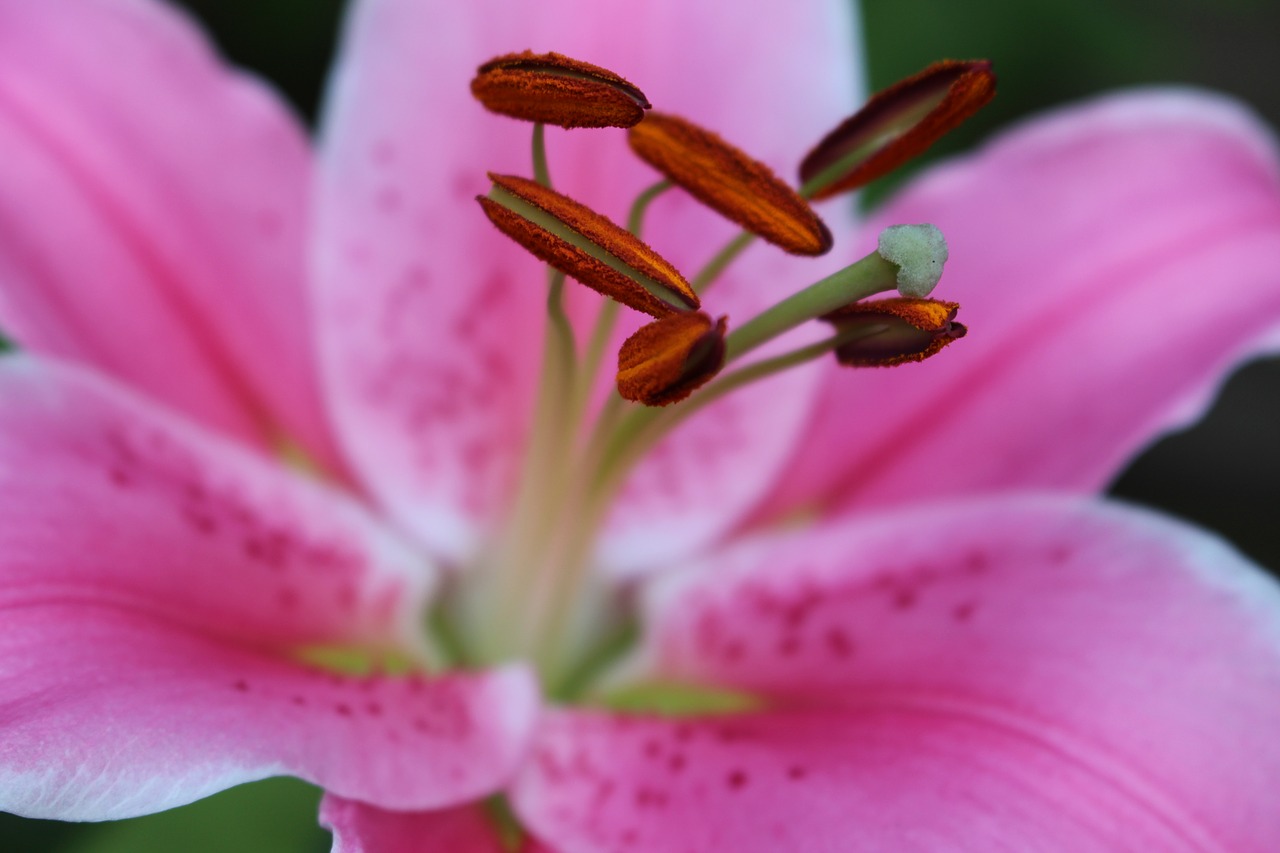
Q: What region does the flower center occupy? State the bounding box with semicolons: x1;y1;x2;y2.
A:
431;53;994;699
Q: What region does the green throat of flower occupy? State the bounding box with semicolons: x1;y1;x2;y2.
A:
416;51;992;700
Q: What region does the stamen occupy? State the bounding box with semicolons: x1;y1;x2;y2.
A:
629;113;832;256
800;60;996;199
457;46;978;697
479;173;698;316
471;51;651;129
616;312;728;406
824;297;966;366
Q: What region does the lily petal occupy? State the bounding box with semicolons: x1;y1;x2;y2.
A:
321;796;509;853
314;0;860;566
0;357;539;819
0;0;338;467
314;0;546;560
515;497;1280;850
763;90;1280;518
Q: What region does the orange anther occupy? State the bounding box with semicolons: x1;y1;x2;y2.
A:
629;113;832;256
472;51;650;129
480;174;698;317
823;298;966;366
801;60;996;199
617;312;728;405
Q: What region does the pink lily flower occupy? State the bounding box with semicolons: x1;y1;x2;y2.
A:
2;0;1280;850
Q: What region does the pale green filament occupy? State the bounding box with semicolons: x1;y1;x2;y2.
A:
691;231;756;293
577;179;672;410
458;269;577;666
531;122;550;188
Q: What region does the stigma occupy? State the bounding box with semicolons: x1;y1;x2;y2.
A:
878;224;949;298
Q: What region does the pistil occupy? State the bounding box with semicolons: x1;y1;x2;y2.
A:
722;248;902;362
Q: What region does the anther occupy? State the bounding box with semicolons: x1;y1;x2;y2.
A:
617;312;728;405
479;173;698;316
628;113;832;256
471;51;651;129
800;60;996;199
823;298;966;366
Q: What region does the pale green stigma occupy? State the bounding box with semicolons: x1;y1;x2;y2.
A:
877;223;949;298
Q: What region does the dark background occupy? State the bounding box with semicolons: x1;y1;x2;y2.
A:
3;0;1277;849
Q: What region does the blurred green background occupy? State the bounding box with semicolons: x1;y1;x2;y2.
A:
3;0;1278;849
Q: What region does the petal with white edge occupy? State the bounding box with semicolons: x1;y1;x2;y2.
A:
0;357;539;819
514;497;1280;851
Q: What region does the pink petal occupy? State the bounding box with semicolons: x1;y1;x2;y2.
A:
515;497;1280;850
0;0;339;468
521;707;1231;853
1;609;536;821
0;357;539;819
314;0;859;564
762;90;1280;518
321;797;509;853
0;356;426;649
